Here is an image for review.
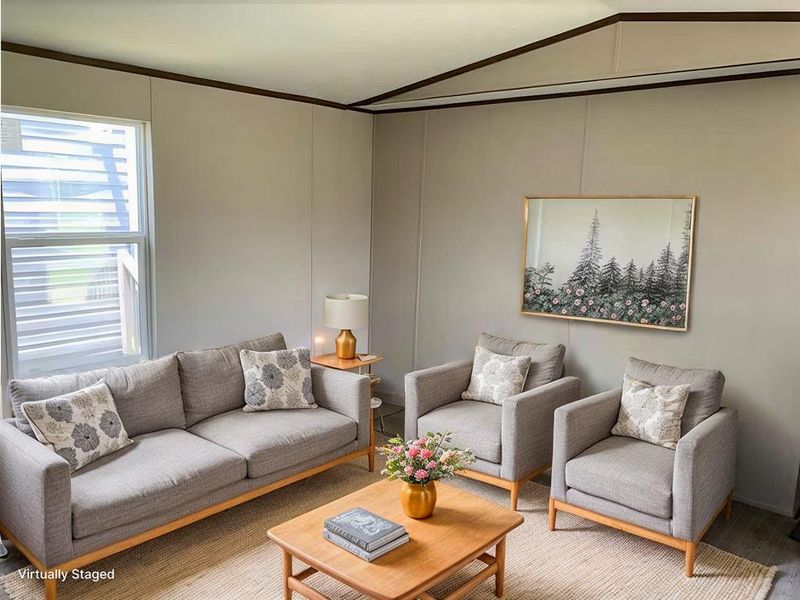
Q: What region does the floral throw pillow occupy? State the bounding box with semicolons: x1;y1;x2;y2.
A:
461;346;531;405
240;348;318;412
20;380;133;473
612;374;691;449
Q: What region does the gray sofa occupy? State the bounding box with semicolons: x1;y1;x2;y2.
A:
405;332;581;510
549;357;736;577
0;333;370;596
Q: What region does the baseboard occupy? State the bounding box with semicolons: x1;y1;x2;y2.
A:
733;493;795;518
374;388;404;407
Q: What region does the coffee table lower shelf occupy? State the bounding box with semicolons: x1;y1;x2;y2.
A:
281;535;507;600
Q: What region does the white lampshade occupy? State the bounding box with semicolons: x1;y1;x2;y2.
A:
322;294;368;330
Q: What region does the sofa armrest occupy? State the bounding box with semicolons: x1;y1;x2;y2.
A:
672;407;737;541
404;360;473;439
311;366;371;450
0;420;73;567
551;388;622;501
500;376;581;481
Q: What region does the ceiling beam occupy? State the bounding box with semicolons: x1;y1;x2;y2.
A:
350;11;800;108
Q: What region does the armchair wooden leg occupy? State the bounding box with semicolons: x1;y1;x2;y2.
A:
44;577;57;600
548;497;557;531
368;407;375;473
685;542;697;577
510;481;521;511
724;495;733;520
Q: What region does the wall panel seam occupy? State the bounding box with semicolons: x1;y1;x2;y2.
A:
412;113;429;371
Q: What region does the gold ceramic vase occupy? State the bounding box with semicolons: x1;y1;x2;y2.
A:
400;481;437;519
334;329;357;359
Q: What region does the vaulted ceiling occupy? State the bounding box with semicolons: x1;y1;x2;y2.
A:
2;1;797;105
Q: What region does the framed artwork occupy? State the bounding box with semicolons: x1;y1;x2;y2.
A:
521;196;696;331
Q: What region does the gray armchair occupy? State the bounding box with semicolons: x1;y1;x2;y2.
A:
549;357;736;577
405;332;581;510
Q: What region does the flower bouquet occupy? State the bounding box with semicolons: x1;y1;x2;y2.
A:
379;431;475;518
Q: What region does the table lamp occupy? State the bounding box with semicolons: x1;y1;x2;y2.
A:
322;294;368;359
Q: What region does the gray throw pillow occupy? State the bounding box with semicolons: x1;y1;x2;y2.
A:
611;374;691;449
20;380;133;472
461;346;531;405
240;348;318;411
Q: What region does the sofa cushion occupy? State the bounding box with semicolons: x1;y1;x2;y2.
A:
71;429;246;539
22;380;133;473
9;354;185;438
189;407;357;478
625;357;725;435
177;333;287;427
565;436;675;519
240;348;317;411
478;332;565;390
417;400;501;463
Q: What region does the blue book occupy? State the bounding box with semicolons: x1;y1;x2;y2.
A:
324;507;406;551
323;529;410;561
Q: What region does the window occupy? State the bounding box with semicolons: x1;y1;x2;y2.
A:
1;109;151;377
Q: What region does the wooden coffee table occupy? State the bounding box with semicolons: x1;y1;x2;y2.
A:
267;479;523;600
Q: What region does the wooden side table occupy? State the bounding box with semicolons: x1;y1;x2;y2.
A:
311;353;384;472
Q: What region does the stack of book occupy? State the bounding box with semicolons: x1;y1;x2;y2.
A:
323;507;409;561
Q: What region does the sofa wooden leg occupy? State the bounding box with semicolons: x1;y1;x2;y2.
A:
724;495;733;520
685;542;697;577
510;481;520;511
44;577;57;600
548;497;557;531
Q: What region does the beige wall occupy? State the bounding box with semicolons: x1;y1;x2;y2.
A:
1;52;373;385
370;76;800;516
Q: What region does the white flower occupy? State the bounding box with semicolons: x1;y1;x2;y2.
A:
588;299;594;305
614;302;622;308
626;299;632;306
627;309;634;315
670;304;676;310
611;313;618;320
574;299;581;306
646;306;653;313
561;309;567;315
680;303;686;309
552;298;560;304
524;292;532;299
640;318;648;324
565;288;572;295
660;300;667;307
576;288;584;296
641;299;649;307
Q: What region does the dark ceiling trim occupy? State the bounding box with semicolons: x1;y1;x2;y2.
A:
351;14;621;107
369;68;800;114
0;41;373;114
352;10;800;107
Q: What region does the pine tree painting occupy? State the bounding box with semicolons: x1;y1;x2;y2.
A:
522;197;695;330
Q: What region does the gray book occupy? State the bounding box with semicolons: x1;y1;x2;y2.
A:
324;507;406;551
323;529;410;561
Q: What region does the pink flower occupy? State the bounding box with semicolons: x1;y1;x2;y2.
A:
588;299;594;305
670;304;676;310
680;303;686;309
440;450;454;463
404;465;414;476
427;461;437;470
580;306;587;313
552;298;560;305
391;446;403;454
574;299;581;306
421;449;433;459
414;469;428;481
407;447;419;458
611;313;618;320
576;288;584;296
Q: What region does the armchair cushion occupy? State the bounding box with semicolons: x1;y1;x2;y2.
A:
565;436;675;519
625;357;725;435
417;400;501;463
477;332;565;390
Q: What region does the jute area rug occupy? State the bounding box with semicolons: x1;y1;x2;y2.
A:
2;460;775;599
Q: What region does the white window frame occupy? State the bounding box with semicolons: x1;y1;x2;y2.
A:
1;106;154;378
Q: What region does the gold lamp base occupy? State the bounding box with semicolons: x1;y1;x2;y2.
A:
335;329;357;359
